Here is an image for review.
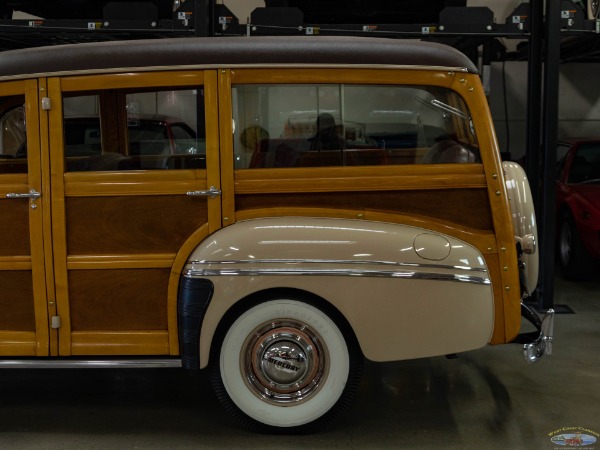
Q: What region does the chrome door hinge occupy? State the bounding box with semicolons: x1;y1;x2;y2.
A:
51;316;61;329
42;97;52;110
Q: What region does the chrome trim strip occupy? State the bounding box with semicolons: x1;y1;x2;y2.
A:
0;358;182;369
187;259;489;273
0;63;469;82
184;267;490;286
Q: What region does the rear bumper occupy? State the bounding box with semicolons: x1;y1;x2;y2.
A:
514;303;555;363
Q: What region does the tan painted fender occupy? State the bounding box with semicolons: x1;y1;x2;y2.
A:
503;161;539;295
183;217;495;367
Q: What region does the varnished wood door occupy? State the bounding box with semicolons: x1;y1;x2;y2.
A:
46;71;221;356
0;80;50;356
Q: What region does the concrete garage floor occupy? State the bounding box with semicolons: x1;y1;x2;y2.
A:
0;276;598;450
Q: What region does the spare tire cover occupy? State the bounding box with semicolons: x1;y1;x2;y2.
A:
502;161;539;295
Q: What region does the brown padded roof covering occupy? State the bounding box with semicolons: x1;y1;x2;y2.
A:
0;36;478;78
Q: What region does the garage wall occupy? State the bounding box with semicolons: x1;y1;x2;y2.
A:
490;61;600;160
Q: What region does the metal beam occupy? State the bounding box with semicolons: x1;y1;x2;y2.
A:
538;0;562;311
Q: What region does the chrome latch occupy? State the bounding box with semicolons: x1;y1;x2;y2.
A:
186;186;222;199
6;189;41;209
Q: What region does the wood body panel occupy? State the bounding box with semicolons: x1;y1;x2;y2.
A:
0;332;36;355
231;68;454;87
0;199;30;256
0;80;49;356
0;271;35;330
236;189;493;231
70;331;169;355
65;195;208;255
68;269;169;331
46;70;217;356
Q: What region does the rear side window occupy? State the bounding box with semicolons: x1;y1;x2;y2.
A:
233;84;479;169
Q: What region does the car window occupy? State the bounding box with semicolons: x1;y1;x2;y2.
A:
569;142;600;184
170;123;201;155
233;83;479;169
0;101;28;174
63;88;205;172
0;103;27;160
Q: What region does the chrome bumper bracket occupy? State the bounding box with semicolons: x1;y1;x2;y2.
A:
522;306;555;364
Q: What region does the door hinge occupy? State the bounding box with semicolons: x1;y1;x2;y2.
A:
51;315;61;329
42;97;52;110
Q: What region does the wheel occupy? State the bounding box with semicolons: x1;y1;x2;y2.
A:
589;0;600;19
559;211;594;280
209;295;363;434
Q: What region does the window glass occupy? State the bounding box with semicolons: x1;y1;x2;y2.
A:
63;88;205;172
233;84;479;169
0;98;27;174
568;142;600;184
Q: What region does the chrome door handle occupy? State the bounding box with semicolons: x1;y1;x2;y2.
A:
6;189;41;200
186;186;221;199
6;189;41;209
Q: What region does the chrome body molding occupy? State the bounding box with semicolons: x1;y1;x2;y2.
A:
0;358;182;369
184;217;490;286
186;258;489;273
185;217;490;276
189;217;495;366
184;265;490;286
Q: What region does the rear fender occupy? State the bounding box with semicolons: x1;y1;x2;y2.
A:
182;217;495;368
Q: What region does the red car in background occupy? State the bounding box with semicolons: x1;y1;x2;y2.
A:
556;138;600;279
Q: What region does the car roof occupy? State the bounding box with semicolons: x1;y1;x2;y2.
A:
0;36;478;80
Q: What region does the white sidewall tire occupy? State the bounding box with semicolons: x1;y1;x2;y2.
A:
219;299;350;429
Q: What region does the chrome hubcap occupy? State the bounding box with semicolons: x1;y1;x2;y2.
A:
243;320;327;405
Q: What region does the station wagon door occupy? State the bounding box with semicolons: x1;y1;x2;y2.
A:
0;80;50;356
46;71;221;356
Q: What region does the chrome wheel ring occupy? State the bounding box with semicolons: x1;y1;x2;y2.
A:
243;320;328;405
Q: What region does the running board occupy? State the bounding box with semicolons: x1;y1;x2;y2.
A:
0;358;183;369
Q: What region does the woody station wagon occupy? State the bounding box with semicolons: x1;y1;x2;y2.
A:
0;36;553;433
